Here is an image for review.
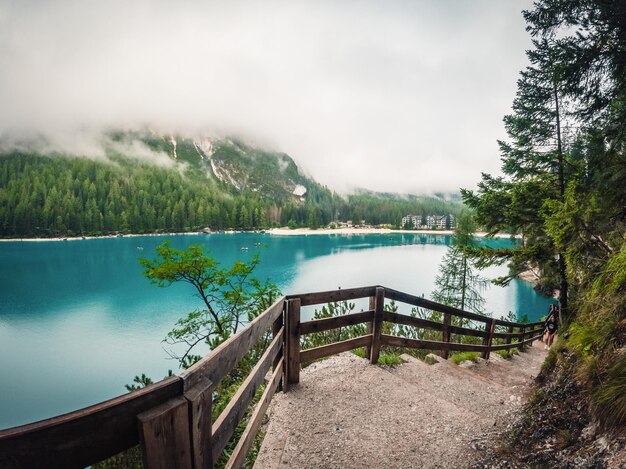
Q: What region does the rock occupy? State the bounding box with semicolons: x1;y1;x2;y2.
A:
580;422;598;441
594;436;609;452
425;353;443;364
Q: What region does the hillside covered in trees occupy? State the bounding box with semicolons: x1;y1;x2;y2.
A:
0;132;463;237
463;1;626;466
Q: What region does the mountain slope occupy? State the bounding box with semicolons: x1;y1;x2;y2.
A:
0;129;464;237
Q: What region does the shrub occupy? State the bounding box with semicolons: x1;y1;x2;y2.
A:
496;348;518;359
449;351;480;365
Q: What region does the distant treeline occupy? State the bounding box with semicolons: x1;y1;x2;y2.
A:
0;153;463;237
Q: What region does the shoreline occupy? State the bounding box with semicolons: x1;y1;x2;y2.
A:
0;227;519;242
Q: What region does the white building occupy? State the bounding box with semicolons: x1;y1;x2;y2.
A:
404;214;456;230
426;215;454;229
402;215;422;229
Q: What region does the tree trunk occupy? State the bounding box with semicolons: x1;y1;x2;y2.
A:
554;79;569;319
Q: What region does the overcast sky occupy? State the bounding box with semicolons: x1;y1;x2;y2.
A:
0;0;533;194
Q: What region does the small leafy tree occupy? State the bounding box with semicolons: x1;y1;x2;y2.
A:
135;241;281;468
140;241;280;367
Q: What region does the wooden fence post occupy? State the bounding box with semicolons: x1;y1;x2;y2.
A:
481;318;497;360
286;298;301;386
273;305;284;392
518;325;526;352
364;296;375;360
505;325;514;348
184;382;213;469
441;312;452;359
370;287;385;365
138;397;193;469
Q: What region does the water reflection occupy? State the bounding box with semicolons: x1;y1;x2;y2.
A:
0;233;548;428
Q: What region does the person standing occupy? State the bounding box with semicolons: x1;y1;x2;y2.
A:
543;307;558;349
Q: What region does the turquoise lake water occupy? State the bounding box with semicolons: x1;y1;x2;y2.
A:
0;233;553;429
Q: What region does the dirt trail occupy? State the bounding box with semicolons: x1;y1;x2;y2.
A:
254;341;547;469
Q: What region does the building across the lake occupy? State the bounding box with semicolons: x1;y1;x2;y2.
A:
402;214;455;230
401;215;422;229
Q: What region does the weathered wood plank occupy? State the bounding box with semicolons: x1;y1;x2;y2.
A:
180;297;285;392
211;328;283;462
441;312;452;359
493;330;520;340
272;309;284;392
138;397;192;469
382;311;445;332
225;359;284;469
364;296;375;360
382;311;488;339
300;310;374;335
518;325;526;351
300;335;372;363
482;318;497;360
526;327;545;336
289;286;377;306
370;287;385;364
286;298;301;385
448;324;489;338
494;318;544;328
184;381;213;469
505;325;515;346
490;342;521;351
0;376;182;469
522;333;543;345
272;310;284;370
380;334;490;353
384;287;492;324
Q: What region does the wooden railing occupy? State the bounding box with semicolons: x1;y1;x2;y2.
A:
284;286;543;385
0;286;543;469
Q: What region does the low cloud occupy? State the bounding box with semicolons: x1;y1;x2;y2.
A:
0;0;532;194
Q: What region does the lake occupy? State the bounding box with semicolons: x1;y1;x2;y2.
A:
0;232;552;429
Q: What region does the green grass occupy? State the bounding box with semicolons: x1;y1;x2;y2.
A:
496;348;518;359
449;351;480;365
377;353;404;366
351;348;403;366
593;355;626;427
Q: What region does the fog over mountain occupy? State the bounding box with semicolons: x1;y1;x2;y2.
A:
0;0;532;194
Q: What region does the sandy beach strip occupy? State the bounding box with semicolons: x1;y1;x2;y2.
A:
0;227;519;242
266;227;517;238
0;232;207;243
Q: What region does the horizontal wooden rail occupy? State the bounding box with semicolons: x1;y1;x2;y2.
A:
300;310;374;335
225;358;284;469
287;286;377;306
180;297;285;391
526;327;545;336
300;335;372;363
492;331;521;339
491;342;524;351
493;318;543;328
381;334;490;353
0;377;182;469
211;327;284;462
382;310;446;332
381;311;489;339
384;287;492;324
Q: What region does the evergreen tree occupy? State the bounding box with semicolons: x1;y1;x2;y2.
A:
432;212;488;317
463;0;626;319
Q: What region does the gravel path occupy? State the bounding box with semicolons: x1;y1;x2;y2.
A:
254;341;546;469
